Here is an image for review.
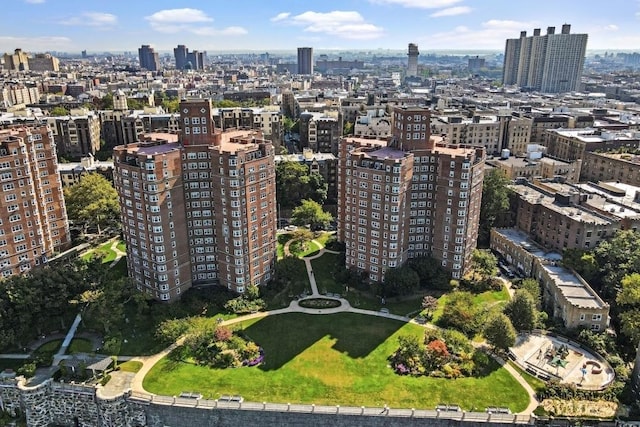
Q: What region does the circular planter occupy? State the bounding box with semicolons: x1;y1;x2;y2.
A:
298;298;342;309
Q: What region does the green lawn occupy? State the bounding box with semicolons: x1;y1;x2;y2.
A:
81;240;123;263
507;360;546;393
118;360;143;373
276;233;293;260
35;339;62;354
66;338;94;354
314;232;333;247
144;313;530;412
291;240;321;257
116;241;126;252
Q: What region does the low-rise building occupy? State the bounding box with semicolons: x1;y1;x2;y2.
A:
542;128;640;162
581;151;640;185
490;228;610;331
488;155;582;183
57;155;114;186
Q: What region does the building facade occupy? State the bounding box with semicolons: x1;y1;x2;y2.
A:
297;47;313;75
0;125;71;278
299;112;342;155
338;106;485;282
581;151;640;185
47;110;101;159
407;43;419;78
502;24;588;93
113;100;277;301
138;45;160;72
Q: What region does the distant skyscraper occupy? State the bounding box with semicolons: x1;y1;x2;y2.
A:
502;24;588;93
407;43;419;78
174;44;187;70
297;47;313;75
138;44;160;71
3;49;29;72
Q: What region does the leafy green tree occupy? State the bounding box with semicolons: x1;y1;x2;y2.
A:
617;273;640;306
49;106;70;116
618;310;640;348
438;291;482;337
162;97;180;113
97;93;114;110
504;290;537;331
407;256;451;290
479;169;513;246
593;230;640;298
483;313;516;351
291;199;332;230
471;249;498;278
282;117;296;133
519;278;541;309
383;265;420;296
276;161;328;207
343;121;354;136
64;173;120;234
562;248;598;283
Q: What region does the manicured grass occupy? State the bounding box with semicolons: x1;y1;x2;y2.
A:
144;313;530;412
311;252;343;294
314;232;333;247
276;233;293;260
35;340;62;354
116;241;126;252
291;240;321;257
508;360;546;393
66;338;94;354
81;240;123;264
118;360;143;373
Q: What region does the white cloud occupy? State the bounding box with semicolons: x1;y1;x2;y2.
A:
191;26;248;36
603;24;619;31
271;12;290;22
0;36;71;51
24;0;45;4
430;6;471;17
424;19;538;49
145;8;247;37
285;10;384;40
370;0;461;9
59;12;117;27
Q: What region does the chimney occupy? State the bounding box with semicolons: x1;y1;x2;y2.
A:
520;31;527;38
533;28;541;36
562;24;571;34
547;26;555;35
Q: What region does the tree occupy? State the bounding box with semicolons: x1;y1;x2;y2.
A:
471;249;498;278
383;265;419;296
562;248;598;283
291;199;332;230
421;295;438;316
479;169;513;246
504;290;537;332
343;121;354;136
161;97;180;113
484;313;516;351
49;106;70;116
276;161;328;208
64;173;120;234
617;273;640;307
519;278;541;309
619;310;640;348
439;291;482;337
593;230;640;298
407;256;451;290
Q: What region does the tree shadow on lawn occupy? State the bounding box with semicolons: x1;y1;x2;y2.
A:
241;312;406;371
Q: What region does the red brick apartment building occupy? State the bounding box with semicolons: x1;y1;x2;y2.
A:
113;99;277;301
0;125;70;278
338;107;485;282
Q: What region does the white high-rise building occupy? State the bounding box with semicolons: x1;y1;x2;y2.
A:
502;24;587;93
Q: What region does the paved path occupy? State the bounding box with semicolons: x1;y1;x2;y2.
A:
109;240;127;268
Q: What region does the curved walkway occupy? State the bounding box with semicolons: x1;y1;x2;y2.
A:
128;238;539;415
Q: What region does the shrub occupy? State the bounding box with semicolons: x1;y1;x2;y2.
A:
100;374;111;386
17;361;36;378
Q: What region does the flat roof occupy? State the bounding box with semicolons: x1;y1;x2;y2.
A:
493;228;562;262
541;264;608;310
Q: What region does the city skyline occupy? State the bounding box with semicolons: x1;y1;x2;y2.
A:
5;0;640;53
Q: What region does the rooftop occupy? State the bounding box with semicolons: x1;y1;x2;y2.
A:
541;264;608;310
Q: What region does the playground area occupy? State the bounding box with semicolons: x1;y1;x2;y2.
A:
509;332;614;390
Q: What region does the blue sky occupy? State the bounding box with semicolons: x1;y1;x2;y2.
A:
5;0;640;53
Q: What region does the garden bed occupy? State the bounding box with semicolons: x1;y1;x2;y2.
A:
298;298;342;309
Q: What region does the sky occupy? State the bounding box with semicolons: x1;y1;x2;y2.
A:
4;0;640;53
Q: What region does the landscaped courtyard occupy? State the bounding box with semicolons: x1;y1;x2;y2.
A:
143;313;530;412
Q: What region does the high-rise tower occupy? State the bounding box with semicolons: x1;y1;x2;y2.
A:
297;47;313;75
502;24;587;93
138;45;160;71
407;43;419;78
